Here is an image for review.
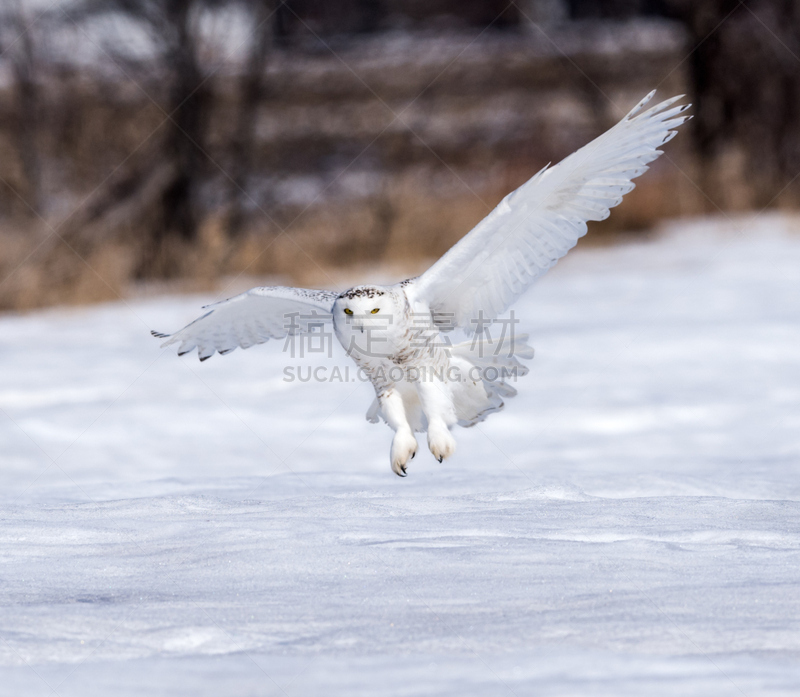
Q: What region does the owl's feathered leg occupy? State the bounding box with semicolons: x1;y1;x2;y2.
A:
379;388;418;477
415;380;457;463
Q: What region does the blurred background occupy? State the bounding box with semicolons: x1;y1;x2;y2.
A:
0;0;795;310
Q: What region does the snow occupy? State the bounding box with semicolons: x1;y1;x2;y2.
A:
2;214;800;696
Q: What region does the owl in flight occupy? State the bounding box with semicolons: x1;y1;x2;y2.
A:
153;91;690;476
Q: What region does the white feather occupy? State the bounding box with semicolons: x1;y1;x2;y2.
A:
408;91;691;332
151;286;338;361
151;91;691;476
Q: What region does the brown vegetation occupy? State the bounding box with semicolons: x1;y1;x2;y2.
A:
0;1;796;311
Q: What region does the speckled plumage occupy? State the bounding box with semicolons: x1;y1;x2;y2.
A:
338;286;387;299
153;91;690;476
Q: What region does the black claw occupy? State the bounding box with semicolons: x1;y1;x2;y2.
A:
411;451;416;460
438;456;443;463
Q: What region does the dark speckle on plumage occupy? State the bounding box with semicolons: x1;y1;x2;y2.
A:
339;286;385;300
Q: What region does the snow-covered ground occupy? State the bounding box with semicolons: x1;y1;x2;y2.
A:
2;214;800;696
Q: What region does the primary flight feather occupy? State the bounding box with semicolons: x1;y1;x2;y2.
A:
153;91;690;476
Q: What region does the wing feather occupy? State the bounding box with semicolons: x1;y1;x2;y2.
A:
407;91;690;332
151;286;338;361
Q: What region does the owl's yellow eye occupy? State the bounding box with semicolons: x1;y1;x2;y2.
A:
344;308;353;315
371;308;380;314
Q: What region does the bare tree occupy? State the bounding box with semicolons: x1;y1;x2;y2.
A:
225;0;277;238
64;0;223;276
669;0;800;204
157;0;210;252
1;1;43;217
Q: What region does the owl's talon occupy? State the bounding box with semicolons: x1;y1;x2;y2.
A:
391;429;417;477
428;421;456;463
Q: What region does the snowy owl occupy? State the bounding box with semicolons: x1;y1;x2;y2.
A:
153;91;690;476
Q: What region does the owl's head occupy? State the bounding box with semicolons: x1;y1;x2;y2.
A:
334;285;393;324
333;285;402;356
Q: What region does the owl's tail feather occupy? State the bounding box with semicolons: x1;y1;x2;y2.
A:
364;334;534;429
448;333;533;427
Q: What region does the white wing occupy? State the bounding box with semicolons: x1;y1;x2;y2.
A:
408;91;690;332
152;286;339;361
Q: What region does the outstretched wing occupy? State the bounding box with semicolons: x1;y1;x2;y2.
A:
152;286;339;361
408;91;690;332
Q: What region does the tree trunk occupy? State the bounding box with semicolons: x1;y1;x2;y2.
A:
140;0;210;276
226;0;275;238
11;5;42;216
671;0;800;206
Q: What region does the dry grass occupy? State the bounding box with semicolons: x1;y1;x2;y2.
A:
0;32;708;312
0;157;715;312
